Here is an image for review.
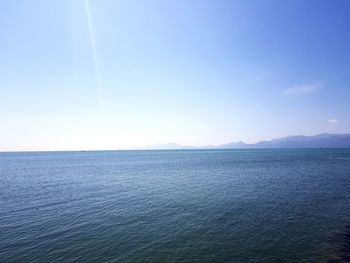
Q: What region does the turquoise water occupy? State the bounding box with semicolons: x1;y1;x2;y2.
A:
1;149;350;262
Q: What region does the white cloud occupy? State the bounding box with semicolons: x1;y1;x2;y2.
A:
328;119;339;123
283;83;321;96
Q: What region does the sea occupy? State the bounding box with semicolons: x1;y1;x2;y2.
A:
1;149;350;262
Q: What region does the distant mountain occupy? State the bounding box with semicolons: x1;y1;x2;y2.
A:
216;141;248;149
126;143;198;150
218;133;350;149
128;134;350;150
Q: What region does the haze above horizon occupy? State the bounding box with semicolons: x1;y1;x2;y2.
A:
1;0;350;151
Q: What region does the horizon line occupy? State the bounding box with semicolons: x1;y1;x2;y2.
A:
1;132;350;153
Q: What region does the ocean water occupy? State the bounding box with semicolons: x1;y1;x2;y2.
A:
1;149;350;262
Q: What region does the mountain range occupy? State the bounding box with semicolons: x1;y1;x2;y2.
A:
128;133;350;150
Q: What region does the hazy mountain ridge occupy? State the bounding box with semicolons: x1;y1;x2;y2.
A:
219;133;350;148
131;134;350;149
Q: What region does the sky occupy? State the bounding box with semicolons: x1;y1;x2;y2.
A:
1;0;350;151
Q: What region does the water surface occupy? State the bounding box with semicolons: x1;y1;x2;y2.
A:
1;149;350;262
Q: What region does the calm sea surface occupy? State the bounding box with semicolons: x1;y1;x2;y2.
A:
1;149;350;262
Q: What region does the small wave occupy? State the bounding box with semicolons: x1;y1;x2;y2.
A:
327;226;350;262
327;157;350;161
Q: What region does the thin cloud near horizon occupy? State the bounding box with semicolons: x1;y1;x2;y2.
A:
328;119;339;123
283;83;322;96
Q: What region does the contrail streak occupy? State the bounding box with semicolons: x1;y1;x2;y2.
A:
84;0;103;109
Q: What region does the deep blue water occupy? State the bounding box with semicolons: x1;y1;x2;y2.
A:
1;149;350;262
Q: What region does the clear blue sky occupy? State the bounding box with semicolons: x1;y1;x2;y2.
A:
1;0;350;151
